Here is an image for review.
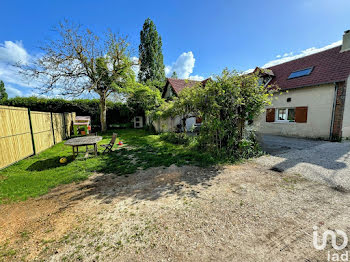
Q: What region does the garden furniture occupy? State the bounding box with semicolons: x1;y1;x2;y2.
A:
100;133;117;153
64;136;102;158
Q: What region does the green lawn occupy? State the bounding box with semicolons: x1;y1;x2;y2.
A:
0;129;216;203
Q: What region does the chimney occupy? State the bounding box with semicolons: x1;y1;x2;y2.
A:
341;30;350;52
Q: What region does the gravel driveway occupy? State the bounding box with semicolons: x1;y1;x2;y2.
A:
1;135;350;261
2;163;350;261
257;134;350;190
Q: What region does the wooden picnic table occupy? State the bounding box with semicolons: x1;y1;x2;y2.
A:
64;136;102;158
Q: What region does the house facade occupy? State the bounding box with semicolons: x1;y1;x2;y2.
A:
254;30;350;140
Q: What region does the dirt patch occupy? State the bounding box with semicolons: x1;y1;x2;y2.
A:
1;163;350;261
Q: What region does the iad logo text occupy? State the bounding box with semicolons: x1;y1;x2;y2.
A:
313;226;348;261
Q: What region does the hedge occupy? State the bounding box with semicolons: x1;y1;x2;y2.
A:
0;97;136;130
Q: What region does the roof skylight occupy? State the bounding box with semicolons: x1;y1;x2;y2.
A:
288;67;313;79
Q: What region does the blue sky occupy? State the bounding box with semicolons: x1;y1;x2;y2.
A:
0;0;349;97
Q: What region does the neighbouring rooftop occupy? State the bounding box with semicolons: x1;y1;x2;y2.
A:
166;78;211;95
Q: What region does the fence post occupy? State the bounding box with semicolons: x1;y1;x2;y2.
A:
50;112;56;145
27;108;36;155
63;113;67;139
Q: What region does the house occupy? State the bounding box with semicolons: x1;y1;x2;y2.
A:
253;30;350;140
152;78;210;132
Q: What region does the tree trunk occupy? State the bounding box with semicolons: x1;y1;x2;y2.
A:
100;95;107;132
237;117;245;141
182;117;187;133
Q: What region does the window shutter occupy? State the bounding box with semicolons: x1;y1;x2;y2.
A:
196;117;202;124
266;108;275;122
295;107;308;123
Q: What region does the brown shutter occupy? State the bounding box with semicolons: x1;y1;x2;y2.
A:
295;107;308;123
266;108;275;122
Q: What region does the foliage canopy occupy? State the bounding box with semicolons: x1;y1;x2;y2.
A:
162;69;274;157
0;80;8;101
127;83;163;117
138;18;165;85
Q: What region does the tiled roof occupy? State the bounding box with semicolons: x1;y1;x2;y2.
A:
166;78;210;95
266;46;350;90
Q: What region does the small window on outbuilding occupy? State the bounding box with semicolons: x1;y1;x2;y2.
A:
288;67;313;79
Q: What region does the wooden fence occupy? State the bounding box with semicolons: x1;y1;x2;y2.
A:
0;105;75;169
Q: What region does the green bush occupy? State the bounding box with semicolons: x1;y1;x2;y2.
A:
237;138;262;159
160;132;192;145
162;69;274;160
0;97;134;129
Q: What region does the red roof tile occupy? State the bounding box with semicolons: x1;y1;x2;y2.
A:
166;78;210;95
266;46;350;90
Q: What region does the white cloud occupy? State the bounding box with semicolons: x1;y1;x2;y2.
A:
131;56;140;77
282;52;293;57
244;40;342;73
5;85;23;97
0;40;38;95
243;68;255;74
0;40;73;98
165;51;204;80
0;41;29;65
188;75;205;81
121;52;205;81
165;65;171;76
262;40;342;68
0;62;33;88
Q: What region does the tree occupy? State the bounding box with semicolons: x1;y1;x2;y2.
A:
138;18;165;84
163;69;274;156
127;82;164;131
171;71;178;79
196;69;274;155
127;83;163;116
20;21;135;132
166;81;202;133
0;80;8;101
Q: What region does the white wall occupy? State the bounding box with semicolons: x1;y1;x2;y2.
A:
341;75;350;138
153;116;196;133
153;117;177;133
186;117;196;131
163;83;174;99
254;84;335;139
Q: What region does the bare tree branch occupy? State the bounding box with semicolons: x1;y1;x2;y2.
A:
18;20;137;131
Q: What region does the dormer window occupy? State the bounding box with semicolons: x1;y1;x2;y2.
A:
288;67;313;79
263;76;272;86
258;75;273;87
254;67;274;87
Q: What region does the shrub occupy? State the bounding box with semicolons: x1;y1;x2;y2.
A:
160;132;192;145
161;69;274;160
0;97;134;129
237;132;263;159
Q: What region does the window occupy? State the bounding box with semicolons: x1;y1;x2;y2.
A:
288;67;313;79
278;108;287;120
276;108;295;122
258;76;273;87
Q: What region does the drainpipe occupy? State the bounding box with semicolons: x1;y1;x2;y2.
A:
329;82;338;140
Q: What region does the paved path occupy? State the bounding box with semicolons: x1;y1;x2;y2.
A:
256;135;350;190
